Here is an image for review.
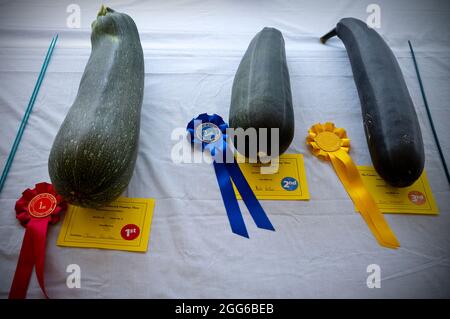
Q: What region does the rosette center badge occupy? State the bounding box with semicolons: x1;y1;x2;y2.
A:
196;122;221;144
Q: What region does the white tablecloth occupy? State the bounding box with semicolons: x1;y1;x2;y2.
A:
0;0;449;298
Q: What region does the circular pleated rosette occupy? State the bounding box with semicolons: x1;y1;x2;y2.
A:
306;122;350;160
15;182;67;226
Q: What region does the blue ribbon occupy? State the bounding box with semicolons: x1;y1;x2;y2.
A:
187;113;275;238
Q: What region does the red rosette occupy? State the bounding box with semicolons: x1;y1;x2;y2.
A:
15;182;66;226
9;182;67;299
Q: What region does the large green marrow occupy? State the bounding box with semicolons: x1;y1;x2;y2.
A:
229;27;294;159
321;18;424;187
48;6;144;207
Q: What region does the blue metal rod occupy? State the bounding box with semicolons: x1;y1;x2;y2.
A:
0;35;58;193
408;40;450;185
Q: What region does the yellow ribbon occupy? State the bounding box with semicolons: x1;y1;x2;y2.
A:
306;123;400;249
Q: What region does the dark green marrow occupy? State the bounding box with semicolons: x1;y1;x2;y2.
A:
48;6;144;207
229;27;294;159
321;18;424;187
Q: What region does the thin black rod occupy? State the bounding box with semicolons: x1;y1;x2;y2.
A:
408;40;450;185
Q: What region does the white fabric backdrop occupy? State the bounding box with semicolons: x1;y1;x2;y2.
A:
0;0;449;298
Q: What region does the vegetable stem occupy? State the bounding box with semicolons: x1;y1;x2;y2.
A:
98;4;108;17
320;28;337;44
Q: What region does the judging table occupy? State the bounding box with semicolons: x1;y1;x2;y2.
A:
0;0;449;298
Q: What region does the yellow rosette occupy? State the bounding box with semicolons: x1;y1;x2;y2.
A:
306;122;400;249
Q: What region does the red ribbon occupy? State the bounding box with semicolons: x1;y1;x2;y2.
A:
9;182;66;299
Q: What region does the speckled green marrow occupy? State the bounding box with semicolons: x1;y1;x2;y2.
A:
48;6;144;207
229;27;294;159
321;18;424;187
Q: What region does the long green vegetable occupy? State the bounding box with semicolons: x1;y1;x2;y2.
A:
321;18;425;187
48;7;144;207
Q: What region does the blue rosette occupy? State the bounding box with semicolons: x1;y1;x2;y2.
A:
187;113;275;238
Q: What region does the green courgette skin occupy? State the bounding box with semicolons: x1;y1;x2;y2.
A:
48;7;144;207
322;18;424;187
229;27;294;158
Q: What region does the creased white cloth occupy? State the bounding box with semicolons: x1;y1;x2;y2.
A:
0;0;449;298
